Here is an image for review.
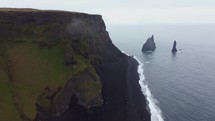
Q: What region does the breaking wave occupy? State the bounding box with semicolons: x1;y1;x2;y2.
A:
134;56;164;121
122;51;164;121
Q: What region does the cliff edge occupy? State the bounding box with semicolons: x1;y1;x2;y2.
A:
0;8;150;121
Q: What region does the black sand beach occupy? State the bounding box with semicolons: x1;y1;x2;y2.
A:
50;56;150;121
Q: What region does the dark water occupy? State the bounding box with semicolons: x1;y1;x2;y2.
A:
108;24;215;121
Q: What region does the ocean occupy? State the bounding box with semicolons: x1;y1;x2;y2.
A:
107;24;215;121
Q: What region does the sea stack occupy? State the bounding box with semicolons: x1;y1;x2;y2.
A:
172;40;178;53
142;35;156;52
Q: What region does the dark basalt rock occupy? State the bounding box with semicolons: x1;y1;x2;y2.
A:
172;40;178;53
142;35;156;52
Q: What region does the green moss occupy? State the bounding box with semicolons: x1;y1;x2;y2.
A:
0;22;70;45
0;18;102;120
13;43;73;118
36;87;61;110
0;41;74;119
0;39;102;119
0;59;22;121
72;55;88;75
72;35;89;57
77;79;101;106
73;55;102;106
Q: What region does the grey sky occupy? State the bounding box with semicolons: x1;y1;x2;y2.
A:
1;0;215;24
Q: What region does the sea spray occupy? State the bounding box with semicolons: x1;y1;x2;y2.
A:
122;51;164;121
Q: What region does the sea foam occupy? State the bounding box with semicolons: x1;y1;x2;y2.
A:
134;56;164;121
122;51;164;121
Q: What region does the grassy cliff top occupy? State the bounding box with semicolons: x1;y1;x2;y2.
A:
0;8;100;16
0;8;103;121
0;8;74;12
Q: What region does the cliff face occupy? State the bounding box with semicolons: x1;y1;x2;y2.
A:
0;8;150;121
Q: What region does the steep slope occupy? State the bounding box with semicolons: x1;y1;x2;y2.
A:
0;8;150;121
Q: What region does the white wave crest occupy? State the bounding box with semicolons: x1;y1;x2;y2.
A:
134;56;164;121
122;51;164;121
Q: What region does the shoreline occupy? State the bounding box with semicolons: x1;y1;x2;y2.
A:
49;56;150;121
134;56;164;121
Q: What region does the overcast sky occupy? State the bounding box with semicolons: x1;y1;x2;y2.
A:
1;0;215;24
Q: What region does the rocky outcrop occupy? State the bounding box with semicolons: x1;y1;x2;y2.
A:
172;40;178;53
142;35;156;52
0;8;150;121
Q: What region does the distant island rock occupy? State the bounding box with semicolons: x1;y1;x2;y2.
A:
172;40;178;53
142;35;156;52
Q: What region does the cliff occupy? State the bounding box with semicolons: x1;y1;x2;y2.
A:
0;8;150;121
142;35;156;52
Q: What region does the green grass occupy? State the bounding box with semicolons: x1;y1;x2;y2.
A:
0;68;22;121
72;55;101;106
10;42;73;118
0;40;102;120
77;78;101;106
0;21;102;121
0;41;74;120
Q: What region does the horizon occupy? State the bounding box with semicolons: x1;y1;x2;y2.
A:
1;0;215;25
